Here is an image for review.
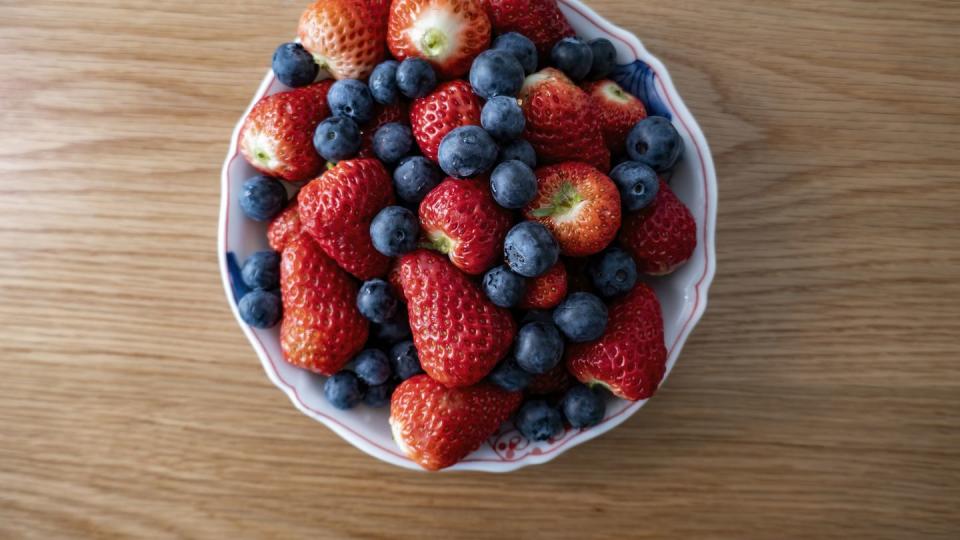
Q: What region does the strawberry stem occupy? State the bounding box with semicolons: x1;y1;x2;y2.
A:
420;28;448;58
532;182;581;218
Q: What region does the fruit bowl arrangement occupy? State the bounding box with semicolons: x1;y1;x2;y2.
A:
219;0;716;472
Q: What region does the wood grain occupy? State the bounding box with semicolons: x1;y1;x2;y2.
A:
1;1;958;538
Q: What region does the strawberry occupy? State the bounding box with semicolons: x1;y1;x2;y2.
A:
390;375;522;470
239;81;333;183
298;0;387;80
618;180;697;275
367;0;391;30
481;0;574;56
409;80;482;163
393;250;516;387
566;283;666;401
519;68;610;171
267;201;305;252
298;159;395;280
279;236;368;375
358;101;409;158
527;362;574;396
582;79;648;154
387;0;492;79
419;178;513;275
518;261;568;309
524;162;621;257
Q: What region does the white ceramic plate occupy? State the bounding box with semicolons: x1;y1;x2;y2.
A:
219;0;717;472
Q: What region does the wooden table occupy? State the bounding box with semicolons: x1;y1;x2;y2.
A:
2;1;958;538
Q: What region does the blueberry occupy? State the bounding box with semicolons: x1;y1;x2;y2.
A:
515;400;563;442
390;340;422;380
482;265;527;308
588;248;638;297
553;292;608;342
520;310;554;326
490;160;537;209
239;175;288;222
369;60;400;105
238;290;282;329
393;156;443;204
324;371;362;410
373;309;412;344
551;37;593;81
609;161;660;211
396;58;437;99
373;122;415;164
327;79;375;124
370;206;419;257
241;250;281;291
357;278;399;324
437;126;498;178
514;321;565;374
353;349;392;386
626;116;683;172
272;42;319;88
492;32;538;74
504;221;560;278
560;385;606;428
314;116;361;162
587;38;617;80
481;96;525;142
489;357;532;392
363;382;394;408
497;139;537;169
469;50;525;99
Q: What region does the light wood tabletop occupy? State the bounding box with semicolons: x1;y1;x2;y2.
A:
1;1;958;538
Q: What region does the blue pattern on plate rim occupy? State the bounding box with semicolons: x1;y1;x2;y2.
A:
226;251;249;304
611;60;672;120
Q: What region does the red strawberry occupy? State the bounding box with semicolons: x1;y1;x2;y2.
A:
566;283;666;401
419;178;512;275
280;236;368;375
519;68;610;171
390;375;522;470
518;261;568;309
367;0;391;30
393;250;516;387
527;363;574;396
358;101;409;158
298;0;387;80
298;159;395;280
267;201;305;252
481;0;574;56
582;79;648;154
239;81;334;182
524;162;621;257
409;80;482;163
387;0;492;79
619;180;697;275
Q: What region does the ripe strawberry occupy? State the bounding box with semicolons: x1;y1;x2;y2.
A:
527;362;574;396
519;68;610;171
619;180;697;275
409;80;482;163
279;236;368;375
393;250;516;387
481;0;574;56
518;261;568;309
566;283;666;401
298;159;395;280
239;81;333;182
390;374;522;470
419;178;512;275
267;201;305;252
298;0;387;80
367;0;391;30
582;79;648;154
524;162;621;257
387;0;492;79
358;101;409;158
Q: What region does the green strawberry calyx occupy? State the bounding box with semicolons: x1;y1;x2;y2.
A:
531;182;584;221
422;229;457;255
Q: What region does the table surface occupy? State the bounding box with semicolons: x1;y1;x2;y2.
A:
2;1;958;538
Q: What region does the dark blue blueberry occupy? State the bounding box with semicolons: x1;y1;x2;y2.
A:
396;58;437;99
363;382;394;408
626;116;684;172
239;175;288;222
560;385;606;428
490;160;537;209
482;265;527;308
353;349;392;386
373;122;415;164
498;139;537;169
272;42;319;88
373;309;412;344
587;38;617;80
370;206;419;257
393;156;443;204
313;116;361;162
390;340;422;380
504;221;560;278
369;60;400;105
492;32;538;74
588;248;638;297
481;96;525;142
514;321;564;375
515;400;563;442
553;292;608;342
609;161;660;212
469;50;525;99
437;126;498;178
327;79;375;124
520;310;554;326
489;357;532;392
238;290;282;329
357;278;399;324
324;371;362;410
550;37;593;81
241;250;281;291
